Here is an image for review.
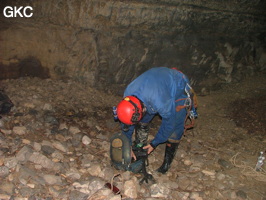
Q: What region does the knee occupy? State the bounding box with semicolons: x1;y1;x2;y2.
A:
168;129;183;142
137;122;149;130
167;138;180;144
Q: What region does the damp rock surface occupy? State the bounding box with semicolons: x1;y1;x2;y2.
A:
1;0;265;90
0;75;265;200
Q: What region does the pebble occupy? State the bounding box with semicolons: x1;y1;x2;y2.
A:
52;141;68;153
22;139;31;144
43;174;62;185
13;126;27;135
152;182;171;198
88;177;105;192
82;135;92;145
190;192;203;200
236;190;247;199
4;157;18;168
73;179;100;195
43;103;53;111
16;146;33;162
184;159;193;166
202;169;216;176
33;142;42;151
0;129;12;135
66;169;81;180
177;192;190;200
216;173;226;180
124;179;138;198
51;151;64;161
177;176;191;190
0;182;14;195
218;158;233;169
88;163;102;176
59;122;68;130
29;152;58;170
69;126;81;134
41;145;55;155
27;183;35;189
0;166;9;177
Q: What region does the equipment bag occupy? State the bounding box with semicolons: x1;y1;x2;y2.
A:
110;132;143;173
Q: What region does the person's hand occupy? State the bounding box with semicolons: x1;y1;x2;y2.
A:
131;148;137;161
143;144;154;154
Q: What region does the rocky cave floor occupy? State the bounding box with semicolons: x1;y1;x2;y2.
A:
0;74;265;200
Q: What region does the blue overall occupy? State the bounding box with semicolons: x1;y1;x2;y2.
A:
121;67;193;147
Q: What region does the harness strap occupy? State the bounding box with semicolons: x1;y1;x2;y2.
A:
172;67;198;134
175;97;196;134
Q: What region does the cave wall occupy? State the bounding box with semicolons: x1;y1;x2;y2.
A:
0;0;265;92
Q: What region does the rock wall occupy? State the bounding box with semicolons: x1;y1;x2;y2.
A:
0;0;265;92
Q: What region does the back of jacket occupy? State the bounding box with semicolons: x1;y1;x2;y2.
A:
124;67;189;118
123;67;191;146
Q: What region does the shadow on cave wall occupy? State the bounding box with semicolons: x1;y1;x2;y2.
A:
0;57;50;80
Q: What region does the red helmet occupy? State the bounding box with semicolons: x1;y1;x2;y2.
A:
117;96;143;125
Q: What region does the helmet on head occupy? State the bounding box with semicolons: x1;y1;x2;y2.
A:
117;96;143;125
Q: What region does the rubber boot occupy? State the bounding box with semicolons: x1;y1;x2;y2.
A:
134;122;149;146
157;142;179;174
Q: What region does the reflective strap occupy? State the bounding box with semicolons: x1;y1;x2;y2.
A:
185;83;192;98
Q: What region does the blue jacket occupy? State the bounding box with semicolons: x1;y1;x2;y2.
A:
122;67;192;147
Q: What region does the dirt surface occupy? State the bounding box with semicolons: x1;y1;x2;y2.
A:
0;73;265;199
229;96;266;135
186;73;266;199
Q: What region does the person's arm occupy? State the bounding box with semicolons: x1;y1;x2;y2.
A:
150;115;176;147
143;115;176;154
